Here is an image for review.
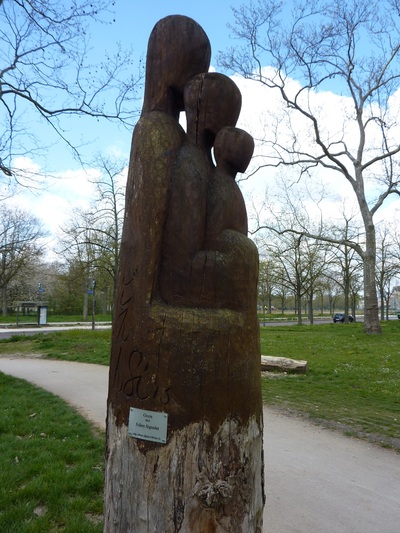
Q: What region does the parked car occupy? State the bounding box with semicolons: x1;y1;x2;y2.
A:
333;313;354;323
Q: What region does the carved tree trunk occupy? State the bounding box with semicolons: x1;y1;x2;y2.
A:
104;15;264;532
104;305;264;532
104;307;264;531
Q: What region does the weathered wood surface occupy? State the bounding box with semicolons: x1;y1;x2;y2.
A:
261;355;308;374
104;15;264;532
106;408;264;532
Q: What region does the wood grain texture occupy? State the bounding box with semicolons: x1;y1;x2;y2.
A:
104;15;264;532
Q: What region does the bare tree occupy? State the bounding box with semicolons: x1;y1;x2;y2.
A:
58;156;125;315
273;264;292;313
314;276;331;315
85;155;125;309
259;227;329;324
327;214;364;321
220;0;400;333
258;258;277;320
376;223;399;319
0;203;45;315
349;269;363;317
254;175;338;322
57;223;97;319
0;0;141;190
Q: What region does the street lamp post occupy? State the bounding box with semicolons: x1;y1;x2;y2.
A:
91;279;96;330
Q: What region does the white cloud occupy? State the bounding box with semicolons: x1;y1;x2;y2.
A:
6;66;400;260
9;164;99;237
230;70;400;234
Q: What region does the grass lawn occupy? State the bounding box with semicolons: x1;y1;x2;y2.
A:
0;373;104;532
0;314;112;325
0;330;111;365
261;321;400;450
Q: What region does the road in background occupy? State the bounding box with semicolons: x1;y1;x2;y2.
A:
0;323;111;339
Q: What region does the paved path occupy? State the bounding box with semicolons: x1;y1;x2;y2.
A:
0;357;399;532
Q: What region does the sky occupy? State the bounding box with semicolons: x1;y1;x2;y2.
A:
8;0;251;244
6;0;400;257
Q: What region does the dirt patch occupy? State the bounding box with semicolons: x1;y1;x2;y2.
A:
310;417;400;451
0;352;44;359
267;405;400;452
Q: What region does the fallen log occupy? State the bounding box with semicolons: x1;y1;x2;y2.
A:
261;355;308;374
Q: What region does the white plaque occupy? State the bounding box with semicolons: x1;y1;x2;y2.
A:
128;407;168;444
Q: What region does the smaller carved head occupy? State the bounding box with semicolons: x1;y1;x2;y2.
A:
214;127;254;177
184;73;242;150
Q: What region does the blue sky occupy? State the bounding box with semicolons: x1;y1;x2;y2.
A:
19;1;246;174
110;1;242;65
86;0;246;160
10;0;400;250
11;1;250;239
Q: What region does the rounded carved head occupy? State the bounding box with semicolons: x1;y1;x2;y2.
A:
142;16;211;118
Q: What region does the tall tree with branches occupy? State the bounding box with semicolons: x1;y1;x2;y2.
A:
58;156;125;315
220;0;400;333
0;0;141;191
375;223;399;320
0;203;45;315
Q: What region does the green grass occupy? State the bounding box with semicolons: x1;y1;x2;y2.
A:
0;373;104;532
0;330;111;365
261;321;400;450
0;313;112;325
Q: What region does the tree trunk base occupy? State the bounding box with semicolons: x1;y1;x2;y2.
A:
104;405;264;532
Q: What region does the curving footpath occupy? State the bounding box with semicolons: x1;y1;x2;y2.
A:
0;357;399;533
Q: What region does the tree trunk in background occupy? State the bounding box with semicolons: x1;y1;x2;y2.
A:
362;207;381;334
363;249;381;333
2;286;7;317
82;291;88;321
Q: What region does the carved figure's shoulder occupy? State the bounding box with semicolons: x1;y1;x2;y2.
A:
133;111;186;153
